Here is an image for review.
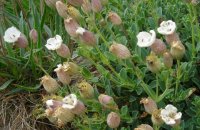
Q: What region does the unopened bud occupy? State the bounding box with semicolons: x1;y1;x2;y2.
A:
46;99;63;110
146;52;162;73
15;34;28;48
67;4;82;21
45;0;60;9
76;27;97;46
165;32;180;45
56;44;71;58
151;109;163;126
163;51;173;68
134;124;153;130
98;94;118;110
68;0;83;7
91;0;102;12
56;1;68;18
140;98;157;114
150;39;166;55
64;18;80;37
40;75;60;93
54;64;71;85
54;106;75;126
108;12;122;25
78;81;94;99
45;108;57;124
107;112;120;128
170;41;185;60
109;42;131;59
62;62;80;76
29;29;38;44
81;0;92;13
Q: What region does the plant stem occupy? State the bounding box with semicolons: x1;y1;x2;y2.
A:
174;60;181;102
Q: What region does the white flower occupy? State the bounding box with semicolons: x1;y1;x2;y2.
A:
45;35;62;50
3;26;21;43
46;99;54;107
137;30;156;47
62;94;78;109
157;20;176;35
161;104;182;125
54;64;63;72
76;27;86;35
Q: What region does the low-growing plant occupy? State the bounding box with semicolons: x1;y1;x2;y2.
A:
0;0;200;130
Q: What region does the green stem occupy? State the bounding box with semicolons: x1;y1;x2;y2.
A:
174;60;181;102
156;74;159;98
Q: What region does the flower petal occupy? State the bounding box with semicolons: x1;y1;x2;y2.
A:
175;112;182;120
45;35;62;50
157;20;176;35
165;104;177;113
136;30;156;47
3;26;21;43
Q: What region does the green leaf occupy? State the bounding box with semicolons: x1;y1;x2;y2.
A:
0;79;14;91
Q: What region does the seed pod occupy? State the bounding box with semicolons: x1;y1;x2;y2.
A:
109;42;131;59
40;75;60;93
56;44;71;58
78;81;94;99
45;109;58;124
91;0;102;12
151;109;163;126
67;4;82;21
165;32;180;45
163;51;173;68
62;62;80;76
68;0;83;7
54;106;75;125
81;0;92;13
107;112;120;128
56;1;68;18
134;124;154;130
98;94;118;110
150;39;166;55
146;52;162;73
76;27;97;46
140;98;157;115
64;18;80;37
15;34;28;48
108;12;122;25
170;41;185;60
54;64;71;85
29;29;38;44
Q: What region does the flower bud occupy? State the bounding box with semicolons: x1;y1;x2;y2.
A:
67;4;82;21
165;32;180;45
54;64;71;85
98;94;118;110
56;44;71;58
81;0;92;13
68;0;83;7
64;18;80;37
45;0;60;9
62;94;86;115
40;75;60;93
140;97;157;115
134;124;154;130
62;62;80;76
109;42;131;59
151;109;163;126
54;106;75;126
170;41;185;60
163;51;173;68
78;81;94;99
150;39;166;55
45;108;57;124
76;27;97;46
15;34;28;48
46;99;63;110
107;112;120;128
91;0;102;12
146;52;162;73
29;29;38;44
108;12;122;25
56;1;68;18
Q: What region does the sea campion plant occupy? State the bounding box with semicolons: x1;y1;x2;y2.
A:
0;0;200;130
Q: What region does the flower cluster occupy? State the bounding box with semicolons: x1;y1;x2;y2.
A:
137;20;185;73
